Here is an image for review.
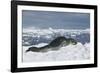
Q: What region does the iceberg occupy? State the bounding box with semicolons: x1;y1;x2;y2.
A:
22;27;90;46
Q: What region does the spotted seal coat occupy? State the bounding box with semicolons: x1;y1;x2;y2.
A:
26;36;77;53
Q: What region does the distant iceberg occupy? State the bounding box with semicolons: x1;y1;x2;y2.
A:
22;27;90;46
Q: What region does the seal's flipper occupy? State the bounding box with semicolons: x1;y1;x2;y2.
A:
26;49;30;53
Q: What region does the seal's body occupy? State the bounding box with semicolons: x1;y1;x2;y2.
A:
26;36;77;53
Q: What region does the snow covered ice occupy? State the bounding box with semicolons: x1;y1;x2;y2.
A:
23;42;90;62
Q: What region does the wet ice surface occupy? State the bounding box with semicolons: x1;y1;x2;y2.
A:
23;42;90;62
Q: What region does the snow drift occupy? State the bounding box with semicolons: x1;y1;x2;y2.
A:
23;42;90;62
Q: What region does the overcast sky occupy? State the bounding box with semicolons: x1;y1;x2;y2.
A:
22;10;90;29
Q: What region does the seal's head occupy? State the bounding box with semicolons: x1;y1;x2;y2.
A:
69;38;77;45
26;47;40;52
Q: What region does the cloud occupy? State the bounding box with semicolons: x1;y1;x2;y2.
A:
22;10;90;29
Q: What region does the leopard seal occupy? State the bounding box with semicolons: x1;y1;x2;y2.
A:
26;36;77;53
